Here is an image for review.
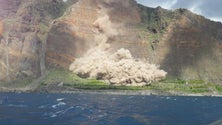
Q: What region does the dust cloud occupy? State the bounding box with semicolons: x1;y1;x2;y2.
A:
69;6;167;86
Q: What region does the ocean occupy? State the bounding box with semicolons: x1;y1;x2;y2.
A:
0;92;221;125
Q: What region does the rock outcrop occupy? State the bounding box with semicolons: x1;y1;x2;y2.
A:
46;0;143;69
0;0;77;82
135;5;222;84
1;0;222;84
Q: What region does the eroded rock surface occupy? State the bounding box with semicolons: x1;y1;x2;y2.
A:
1;0;222;85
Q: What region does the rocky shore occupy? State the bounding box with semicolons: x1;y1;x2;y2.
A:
0;70;221;97
1;83;222;97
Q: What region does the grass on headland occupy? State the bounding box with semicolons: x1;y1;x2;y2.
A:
149;82;210;93
41;69;147;90
40;69;108;86
1;69;219;94
0;77;33;89
156;78;212;93
39;69;222;95
215;85;222;93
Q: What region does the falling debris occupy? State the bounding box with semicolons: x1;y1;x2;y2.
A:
69;4;167;86
70;48;167;86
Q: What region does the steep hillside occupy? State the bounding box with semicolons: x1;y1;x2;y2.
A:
0;0;77;82
46;0;143;68
1;0;222;85
139;5;222;83
160;10;222;83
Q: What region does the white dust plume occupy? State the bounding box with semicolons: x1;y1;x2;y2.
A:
69;7;167;86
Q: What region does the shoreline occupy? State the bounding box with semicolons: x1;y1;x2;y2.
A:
1;85;222;97
1;70;222;97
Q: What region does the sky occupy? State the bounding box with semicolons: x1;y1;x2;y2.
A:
136;0;222;22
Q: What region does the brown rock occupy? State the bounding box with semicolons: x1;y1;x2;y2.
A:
1;0;222;85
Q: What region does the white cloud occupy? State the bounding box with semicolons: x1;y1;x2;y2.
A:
161;0;178;9
209;17;222;22
136;0;222;23
188;1;203;15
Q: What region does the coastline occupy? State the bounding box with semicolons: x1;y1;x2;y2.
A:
1;70;222;97
1;84;222;97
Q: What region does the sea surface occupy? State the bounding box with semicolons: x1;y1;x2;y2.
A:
0;92;222;125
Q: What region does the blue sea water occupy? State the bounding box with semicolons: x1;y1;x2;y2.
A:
0;92;222;125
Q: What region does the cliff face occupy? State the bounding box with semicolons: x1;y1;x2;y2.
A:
0;0;77;82
159;10;222;83
1;0;222;84
46;0;143;68
139;6;222;83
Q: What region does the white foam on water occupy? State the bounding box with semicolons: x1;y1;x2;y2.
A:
76;105;85;110
8;104;28;108
45;106;75;118
166;97;171;100
52;102;66;108
56;98;65;102
50;114;57;118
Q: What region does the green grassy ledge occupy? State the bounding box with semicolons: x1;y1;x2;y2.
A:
38;70;222;94
1;69;222;95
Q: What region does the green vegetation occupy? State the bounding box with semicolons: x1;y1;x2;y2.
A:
38;70;222;95
161;78;186;84
41;69;147;90
1;69;222;95
149;82;209;93
137;5;175;50
65;84;145;90
155;79;212;93
41;69;108;86
215;85;222;93
0;77;33;88
35;0;75;19
138;4;174;32
187;79;205;84
137;24;163;43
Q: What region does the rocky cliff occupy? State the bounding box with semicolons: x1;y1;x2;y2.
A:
0;0;78;82
1;0;222;84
